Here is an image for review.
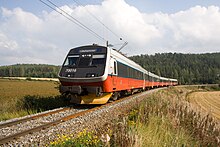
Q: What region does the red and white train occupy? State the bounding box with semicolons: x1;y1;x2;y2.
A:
58;44;178;104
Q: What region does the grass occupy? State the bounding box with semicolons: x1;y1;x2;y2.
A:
0;79;69;121
137;115;196;147
49;86;220;146
109;94;200;147
0;79;59;99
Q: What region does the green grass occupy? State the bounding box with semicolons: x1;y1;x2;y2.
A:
0;79;69;121
135;115;197;147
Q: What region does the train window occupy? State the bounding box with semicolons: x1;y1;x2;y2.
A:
132;68;134;78
64;55;79;66
92;54;106;65
114;61;117;75
145;74;149;81
118;62;128;77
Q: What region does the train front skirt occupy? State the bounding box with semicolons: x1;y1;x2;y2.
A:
69;93;113;104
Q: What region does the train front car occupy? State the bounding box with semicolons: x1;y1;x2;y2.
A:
58;45;112;104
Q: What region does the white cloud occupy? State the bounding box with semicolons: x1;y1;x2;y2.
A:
141;5;220;53
0;0;220;65
0;32;18;51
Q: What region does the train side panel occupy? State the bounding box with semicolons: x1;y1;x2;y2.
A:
103;76;145;92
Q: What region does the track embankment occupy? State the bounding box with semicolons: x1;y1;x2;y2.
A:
0;88;162;146
188;91;220;120
0;106;91;145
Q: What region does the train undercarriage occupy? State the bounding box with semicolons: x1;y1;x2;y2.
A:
60;85;148;104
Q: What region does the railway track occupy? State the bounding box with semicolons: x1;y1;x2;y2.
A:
0;107;70;129
0;88;161;145
0;100;118;145
0;106;94;144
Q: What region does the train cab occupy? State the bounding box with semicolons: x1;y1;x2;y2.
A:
58;45;112;104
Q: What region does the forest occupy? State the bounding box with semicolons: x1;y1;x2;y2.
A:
130;52;220;84
0;52;219;84
0;64;60;78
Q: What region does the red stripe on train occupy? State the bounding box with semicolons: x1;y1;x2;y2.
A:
60;75;177;93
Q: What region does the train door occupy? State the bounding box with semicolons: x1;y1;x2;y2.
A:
110;58;118;90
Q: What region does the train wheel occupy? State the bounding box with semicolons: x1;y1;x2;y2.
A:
69;94;81;103
62;93;71;101
111;92;119;101
120;90;127;97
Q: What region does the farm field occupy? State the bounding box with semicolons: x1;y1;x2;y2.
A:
188;91;220;120
0;78;59;99
0;78;61;120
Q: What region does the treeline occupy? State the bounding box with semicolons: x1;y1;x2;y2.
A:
0;64;60;78
0;53;219;84
130;53;220;84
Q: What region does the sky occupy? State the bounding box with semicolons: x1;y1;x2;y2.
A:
0;0;220;65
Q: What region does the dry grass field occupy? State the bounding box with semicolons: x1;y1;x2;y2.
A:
188;91;220;120
0;78;59;99
0;78;60;120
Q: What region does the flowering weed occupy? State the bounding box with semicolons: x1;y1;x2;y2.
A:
50;129;102;147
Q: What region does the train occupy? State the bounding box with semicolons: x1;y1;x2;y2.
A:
58;44;178;104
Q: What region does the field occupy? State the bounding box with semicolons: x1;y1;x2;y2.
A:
188;91;220;120
0;78;59;99
0;78;62;121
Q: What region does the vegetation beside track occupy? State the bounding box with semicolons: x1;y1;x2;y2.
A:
50;85;220;146
0;79;69;121
109;87;219;146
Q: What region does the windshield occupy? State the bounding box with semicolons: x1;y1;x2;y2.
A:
92;54;106;65
64;55;79;66
64;54;106;67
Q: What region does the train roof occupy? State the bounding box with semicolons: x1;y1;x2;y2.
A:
110;48;148;73
110;47;178;81
160;77;168;80
68;45;178;82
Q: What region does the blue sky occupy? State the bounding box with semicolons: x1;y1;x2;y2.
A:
1;0;102;14
1;0;220;14
127;0;220;13
0;0;220;65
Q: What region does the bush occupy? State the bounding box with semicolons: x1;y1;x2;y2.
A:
19;95;70;113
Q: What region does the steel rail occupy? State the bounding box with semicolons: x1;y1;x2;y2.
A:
0;106;101;144
0;107;70;129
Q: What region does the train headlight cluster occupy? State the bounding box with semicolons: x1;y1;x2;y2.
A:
86;73;97;77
